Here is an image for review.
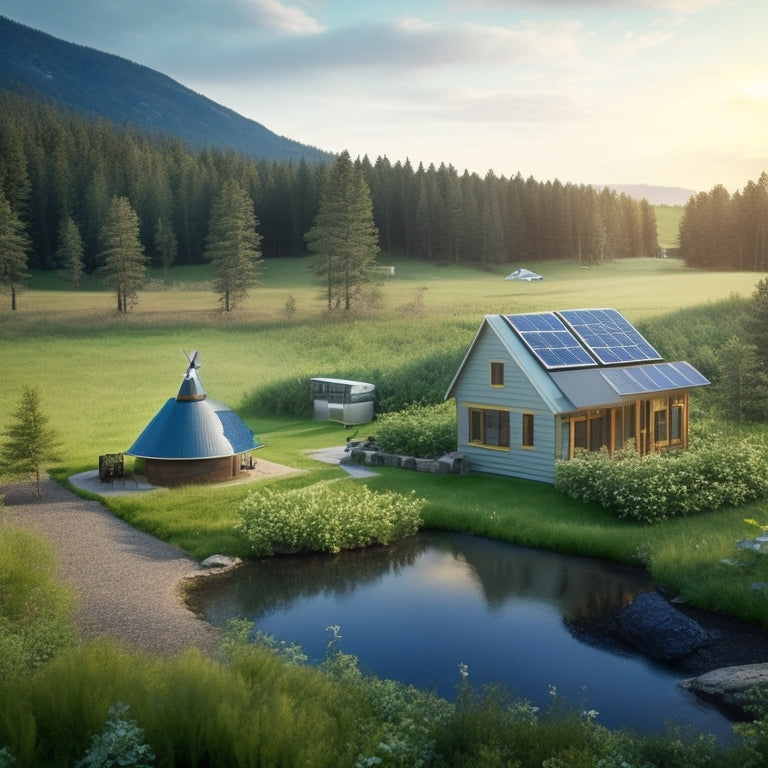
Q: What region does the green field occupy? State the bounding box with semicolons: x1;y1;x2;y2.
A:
0;257;759;469
3;257;768;628
654;205;684;249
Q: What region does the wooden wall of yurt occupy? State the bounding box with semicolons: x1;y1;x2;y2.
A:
144;456;239;487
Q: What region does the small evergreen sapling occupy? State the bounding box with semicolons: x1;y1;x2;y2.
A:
0;386;61;497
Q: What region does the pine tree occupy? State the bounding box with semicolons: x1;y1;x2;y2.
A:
0;190;31;310
305;151;380;311
98;196;147;312
55;216;85;288
205;180;262;311
154;216;178;273
1;386;61;498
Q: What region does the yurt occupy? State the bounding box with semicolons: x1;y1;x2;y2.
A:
126;351;263;487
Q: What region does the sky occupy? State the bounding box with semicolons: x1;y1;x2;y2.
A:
2;0;767;193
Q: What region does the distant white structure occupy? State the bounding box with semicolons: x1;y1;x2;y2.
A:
311;378;376;426
505;268;543;282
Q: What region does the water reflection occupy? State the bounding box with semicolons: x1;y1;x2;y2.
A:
440;534;652;623
188;534;429;624
187;531;733;739
188;533;650;626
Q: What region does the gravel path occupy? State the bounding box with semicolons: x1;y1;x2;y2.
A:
3;477;221;657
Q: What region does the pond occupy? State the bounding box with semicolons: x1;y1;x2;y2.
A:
187;531;734;740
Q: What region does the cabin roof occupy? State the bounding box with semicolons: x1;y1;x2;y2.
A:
551;361;709;409
446;310;709;412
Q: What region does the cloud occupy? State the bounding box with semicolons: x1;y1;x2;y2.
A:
1;0;322;51
174;16;584;82
242;0;324;34
606;27;675;59
466;0;730;10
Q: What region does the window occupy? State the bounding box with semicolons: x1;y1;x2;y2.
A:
522;413;534;447
670;400;683;443
469;408;510;448
490;361;504;387
652;396;687;448
568;410;608;457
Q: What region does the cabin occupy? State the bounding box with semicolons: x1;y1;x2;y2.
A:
126;351;263;486
445;309;709;483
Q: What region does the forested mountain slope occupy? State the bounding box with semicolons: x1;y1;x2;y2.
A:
0;15;332;164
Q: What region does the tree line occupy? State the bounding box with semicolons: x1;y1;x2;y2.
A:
678;172;768;271
0;87;659;280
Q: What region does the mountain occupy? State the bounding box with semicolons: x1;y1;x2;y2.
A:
601;184;696;206
0;15;333;164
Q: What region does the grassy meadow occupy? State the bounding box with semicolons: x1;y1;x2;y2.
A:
3;256;768;627
653;205;685;250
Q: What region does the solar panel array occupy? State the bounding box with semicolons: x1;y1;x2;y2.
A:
504;312;596;370
558;308;662;365
601;362;709;395
504;308;663;371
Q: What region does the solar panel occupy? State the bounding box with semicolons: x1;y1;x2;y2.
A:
601;362;709;396
558;309;662;366
504;312;597;370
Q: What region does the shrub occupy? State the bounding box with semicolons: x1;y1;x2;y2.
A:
555;438;768;523
320;647;453;768
242;374;314;418
237;480;424;556
77;702;155;768
373;350;465;413
374;401;457;459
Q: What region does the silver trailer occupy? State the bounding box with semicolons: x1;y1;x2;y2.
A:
311;377;376;426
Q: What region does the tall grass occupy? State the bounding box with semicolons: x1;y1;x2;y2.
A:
0;521;76;678
0;638;364;768
3;624;760;768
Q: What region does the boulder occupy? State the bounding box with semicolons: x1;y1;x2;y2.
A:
601;590;711;661
679;662;768;718
200;554;241;570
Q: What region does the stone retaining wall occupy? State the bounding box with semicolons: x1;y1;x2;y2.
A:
346;449;470;475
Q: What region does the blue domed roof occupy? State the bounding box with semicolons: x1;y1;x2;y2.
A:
126;351;263;460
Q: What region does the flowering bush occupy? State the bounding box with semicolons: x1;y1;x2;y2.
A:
237;481;424;556
374;401;457;459
77;702;155;768
555;438;768;523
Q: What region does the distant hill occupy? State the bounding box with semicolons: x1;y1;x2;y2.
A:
601;184;696;206
0;15;334;164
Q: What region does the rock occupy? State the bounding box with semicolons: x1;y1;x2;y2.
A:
679;662;768;718
200;554;241;570
602;590;712;661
